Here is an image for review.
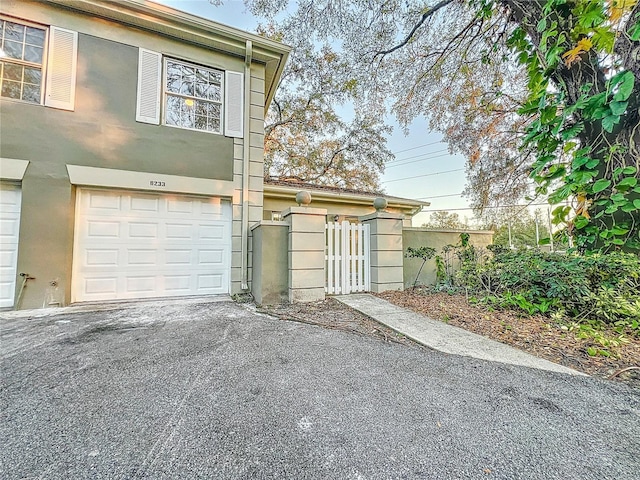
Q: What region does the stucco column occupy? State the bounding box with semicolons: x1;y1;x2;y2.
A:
359;211;404;293
282;206;327;303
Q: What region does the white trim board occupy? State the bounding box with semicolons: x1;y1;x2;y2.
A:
0;158;30;181
66;165;235;197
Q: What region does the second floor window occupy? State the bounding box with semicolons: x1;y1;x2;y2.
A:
164;59;223;134
0;18;46;103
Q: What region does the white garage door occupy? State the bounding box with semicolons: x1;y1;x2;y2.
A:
72;188;231;302
0;183;22;308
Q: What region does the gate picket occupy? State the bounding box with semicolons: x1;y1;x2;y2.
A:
325;221;370;294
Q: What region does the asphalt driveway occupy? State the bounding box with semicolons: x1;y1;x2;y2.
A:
1;298;638;479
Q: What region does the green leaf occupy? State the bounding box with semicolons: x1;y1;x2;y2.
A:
537;18;547;32
621;202;637;213
634;199;640;209
609;101;628;116
622;166;637;175
618;177;638;188
602;115;620;133
629;20;640;41
612;71;635;102
587;346;597;356
592;179;611;193
611;193;626;203
574;216;590;229
585;158;599;169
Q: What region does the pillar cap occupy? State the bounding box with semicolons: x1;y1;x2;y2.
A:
359;211;405;222
282;206;328;218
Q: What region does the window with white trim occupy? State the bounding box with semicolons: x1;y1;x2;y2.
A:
0;18;46;103
136;48;244;138
0;16;77;110
164;59;223;133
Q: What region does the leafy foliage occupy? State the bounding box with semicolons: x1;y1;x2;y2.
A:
260;30;393;190
502;0;640;252
219;0;640;251
421;211;470;229
405;246;437;287
457;247;640;331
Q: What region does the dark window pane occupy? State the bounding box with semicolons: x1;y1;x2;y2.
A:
23;66;41;84
3;62;22;81
166;62;182;93
1;79;21;99
195;114;207;130
3;40;23;60
179;80;194;96
25;27;46;47
24;45;43;64
22;82;40;103
4;22;24;41
165;95;181;126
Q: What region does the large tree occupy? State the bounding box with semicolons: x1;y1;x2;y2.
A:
219;0;640;251
259;29;393;191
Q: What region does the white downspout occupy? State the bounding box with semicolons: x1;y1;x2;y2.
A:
241;40;252;290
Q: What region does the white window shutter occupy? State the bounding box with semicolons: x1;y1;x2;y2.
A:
44;26;78;111
225;70;244;138
136;48;162;124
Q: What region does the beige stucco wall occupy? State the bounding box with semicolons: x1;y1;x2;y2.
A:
0;1;267;308
402;228;494;288
250;221;288;305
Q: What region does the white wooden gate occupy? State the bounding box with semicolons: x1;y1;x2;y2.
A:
325;221;370;294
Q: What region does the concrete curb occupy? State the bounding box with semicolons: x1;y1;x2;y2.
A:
336;293;586;376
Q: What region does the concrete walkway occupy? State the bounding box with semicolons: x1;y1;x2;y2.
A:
336;294;585;376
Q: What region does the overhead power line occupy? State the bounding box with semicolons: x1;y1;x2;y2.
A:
391;140;443;155
416;192;464;199
387;149;450;167
383;168;464;183
388;148;450;163
421;202;550;212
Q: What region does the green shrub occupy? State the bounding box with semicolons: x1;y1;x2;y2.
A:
456;248;640;332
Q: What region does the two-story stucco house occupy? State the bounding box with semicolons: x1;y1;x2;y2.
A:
0;0;289;309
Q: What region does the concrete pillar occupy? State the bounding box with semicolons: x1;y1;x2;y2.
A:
282;206;327;303
360;211;404;293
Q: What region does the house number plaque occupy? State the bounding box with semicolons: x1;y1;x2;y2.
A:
149;180;166;187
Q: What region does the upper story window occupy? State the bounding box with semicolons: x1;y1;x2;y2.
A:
136;48;244;138
0;19;46;103
164;59;223;133
0;15;77;111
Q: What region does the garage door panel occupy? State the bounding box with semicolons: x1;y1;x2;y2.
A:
165;249;191;265
127;249;157;266
165;223;193;240
89;192;121;210
128;222;159;239
73;189;231;302
85;249;119;267
84;277;118;296
130;196;160;212
0;184;21;308
198;273;224;290
198;249;224;265
87;220;120;238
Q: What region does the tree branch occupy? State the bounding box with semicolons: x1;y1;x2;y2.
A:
375;0;457;57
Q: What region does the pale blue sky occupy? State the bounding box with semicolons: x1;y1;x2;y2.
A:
156;0;472;225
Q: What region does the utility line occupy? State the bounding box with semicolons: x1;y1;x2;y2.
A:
391;140;443;155
387;148;450;164
386;151;452;167
416;192;464;199
383;168;464;183
421;202;549;212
